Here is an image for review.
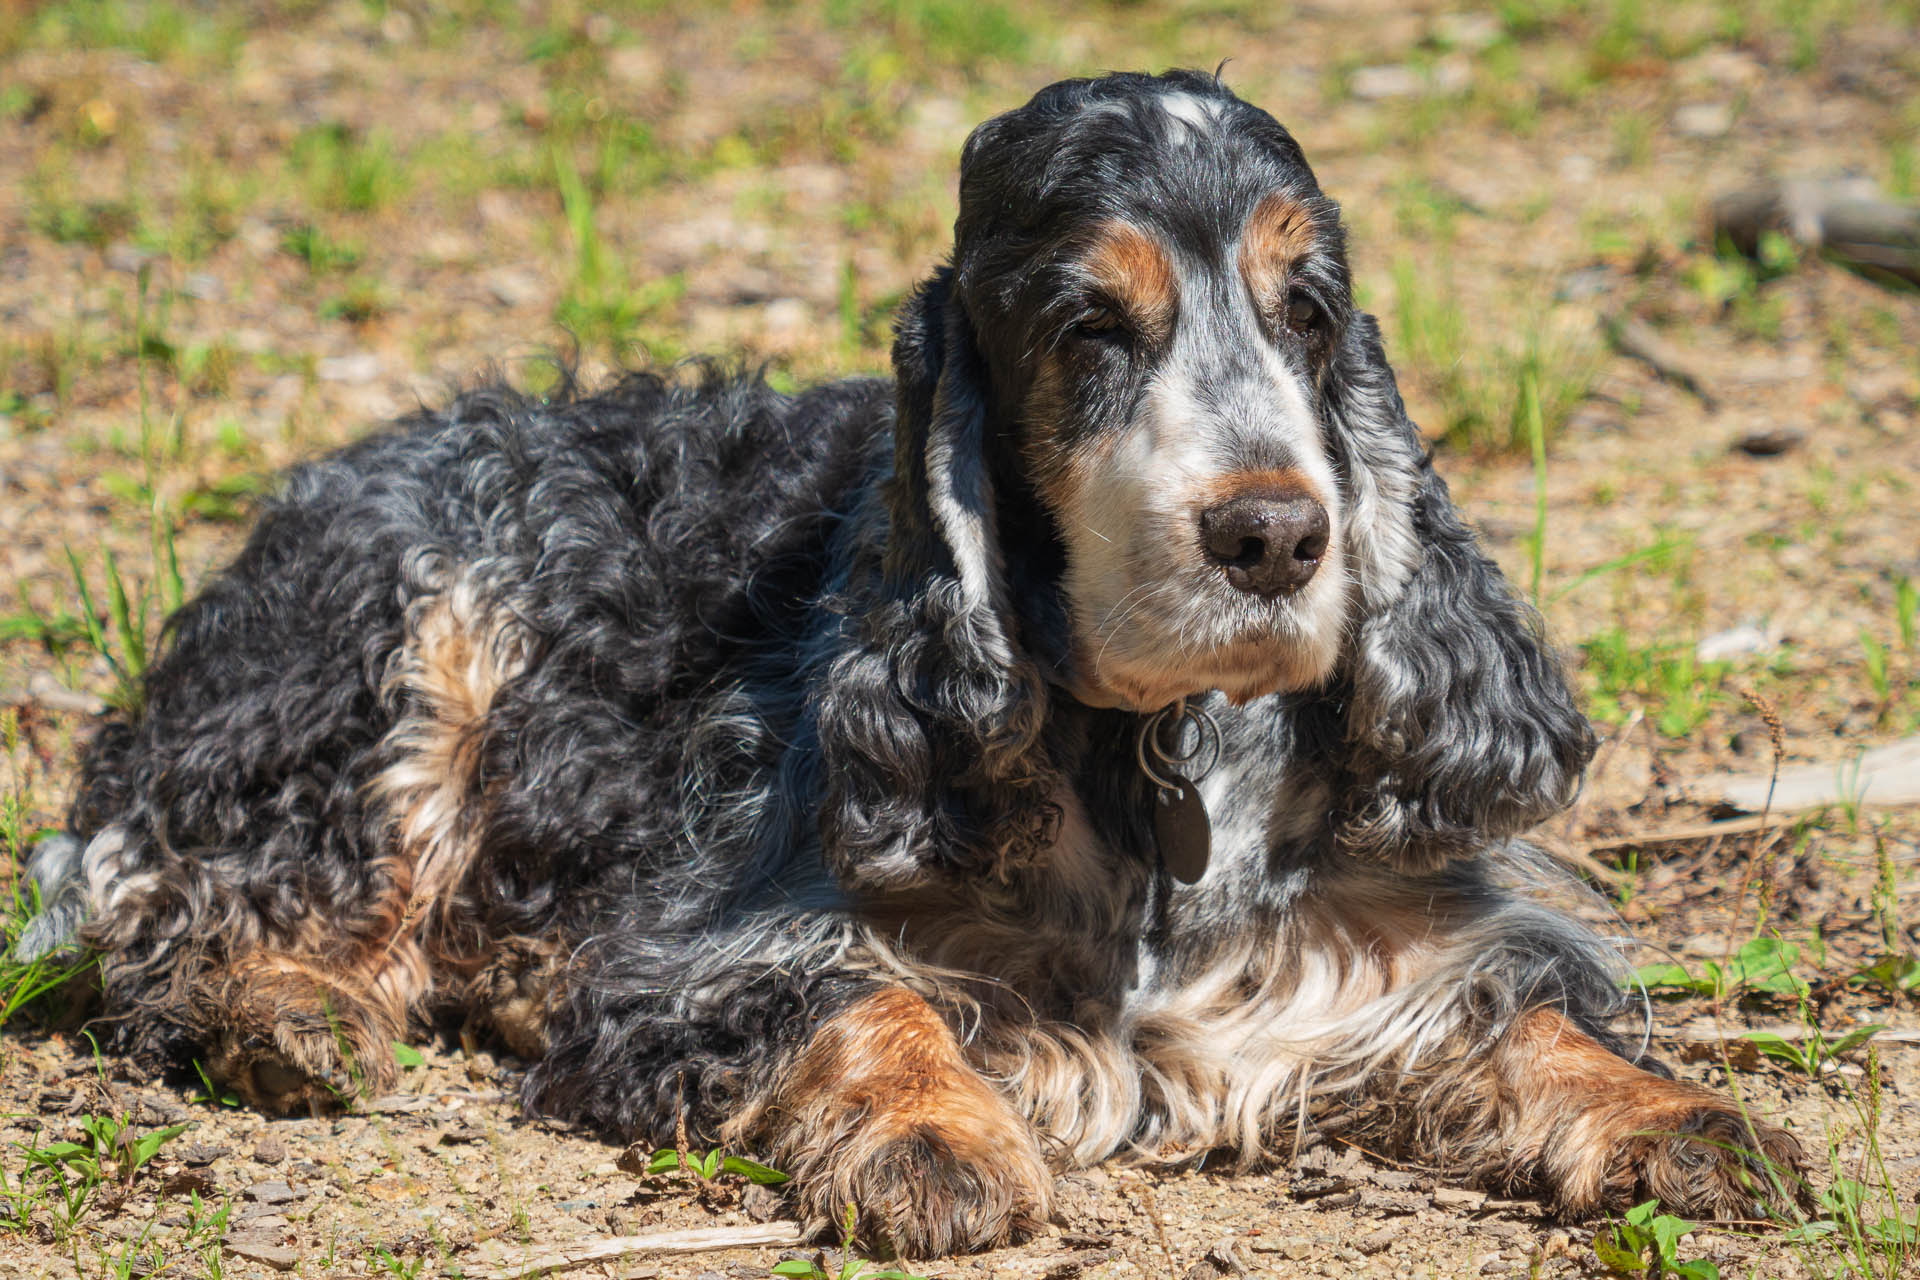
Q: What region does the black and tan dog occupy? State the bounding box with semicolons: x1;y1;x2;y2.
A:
20;69;1802;1255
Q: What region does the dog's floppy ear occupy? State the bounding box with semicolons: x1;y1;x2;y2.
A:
808;268;1054;891
1318;315;1596;867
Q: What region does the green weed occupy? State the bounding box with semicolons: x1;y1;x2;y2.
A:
772;1203;929;1280
1859;629;1892;724
1633;936;1809;1001
1594;1200;1719;1279
32;190;135;248
9;1112;188;1240
281;222;365;274
639;1146;790;1186
821;0;1027;70
2;712;90;1031
1781;1046;1920;1278
552;147;685;356
1741;1024;1884;1079
19;0;242;65
1520;367;1550;605
370;1246;427;1279
188;1059;240;1109
321;276;392;325
1390;257;1596;451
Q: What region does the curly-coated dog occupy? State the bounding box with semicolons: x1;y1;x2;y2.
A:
21;70;1802;1255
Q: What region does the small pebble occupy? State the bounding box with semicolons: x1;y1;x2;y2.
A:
244;1178;298;1205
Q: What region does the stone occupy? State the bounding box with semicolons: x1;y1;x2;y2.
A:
226;1239;299;1271
1673;102;1734;138
244;1179;298;1205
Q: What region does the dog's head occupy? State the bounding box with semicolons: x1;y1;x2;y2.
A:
844;70;1592;877
940;71;1355;710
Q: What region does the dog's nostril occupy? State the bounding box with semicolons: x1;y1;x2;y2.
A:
1228;536;1266;567
1199;494;1329;597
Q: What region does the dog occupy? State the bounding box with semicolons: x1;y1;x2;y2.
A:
19;69;1803;1256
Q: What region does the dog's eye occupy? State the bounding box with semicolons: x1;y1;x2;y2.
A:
1285;290;1321;332
1074;305;1127;340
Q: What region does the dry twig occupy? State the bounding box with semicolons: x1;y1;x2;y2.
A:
465;1223;806;1279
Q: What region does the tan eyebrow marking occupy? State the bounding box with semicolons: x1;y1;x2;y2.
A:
1078;219;1178;342
1238;192;1317;312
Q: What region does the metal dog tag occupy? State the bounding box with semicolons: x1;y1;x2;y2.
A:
1152;776;1211;884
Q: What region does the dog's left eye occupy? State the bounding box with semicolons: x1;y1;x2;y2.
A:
1285;290;1321;332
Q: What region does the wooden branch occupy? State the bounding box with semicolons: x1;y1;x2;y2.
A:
1668;1023;1920;1047
1698;736;1920;813
1580;813;1786;853
1602;314;1718;408
1712;178;1920;286
0;672;105;716
466;1223;805;1279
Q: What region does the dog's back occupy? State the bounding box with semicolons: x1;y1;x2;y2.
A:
38;367;888;1068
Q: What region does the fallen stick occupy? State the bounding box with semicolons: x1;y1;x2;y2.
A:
1668;1023;1920;1046
1580;813;1786;853
1602;314;1719;408
0;672;106;716
1699;736;1920;813
466;1223;806;1279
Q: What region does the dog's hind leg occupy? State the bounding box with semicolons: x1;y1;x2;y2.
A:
59;561;536;1113
187;574;537;1111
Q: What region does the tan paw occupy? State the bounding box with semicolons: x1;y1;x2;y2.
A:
1552;1096;1809;1221
192;955;403;1113
744;987;1054;1256
793;1123;1053;1257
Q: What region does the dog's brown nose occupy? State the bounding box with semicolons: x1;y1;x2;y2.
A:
1199;494;1329;597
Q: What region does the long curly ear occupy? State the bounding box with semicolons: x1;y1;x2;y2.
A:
808;269;1054;892
1322;315;1596;866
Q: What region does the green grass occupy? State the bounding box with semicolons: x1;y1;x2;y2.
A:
551;147;686;357
1580;626;1730;738
1389;256;1598;451
822;0;1029;69
290;122;408;215
5;0;244;65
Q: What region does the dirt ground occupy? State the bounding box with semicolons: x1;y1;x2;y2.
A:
2;1;1918;1277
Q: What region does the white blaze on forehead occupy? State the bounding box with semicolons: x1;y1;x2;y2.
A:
1159;91;1220;143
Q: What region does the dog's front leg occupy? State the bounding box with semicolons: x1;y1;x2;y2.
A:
728;985;1053;1256
1428;1007;1807;1219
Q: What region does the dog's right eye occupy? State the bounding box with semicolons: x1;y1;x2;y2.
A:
1073;306;1128;341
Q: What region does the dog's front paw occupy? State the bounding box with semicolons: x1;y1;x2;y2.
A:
793;1122;1053;1257
1549;1093;1808;1221
744;987;1054;1256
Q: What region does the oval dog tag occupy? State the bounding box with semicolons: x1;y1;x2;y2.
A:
1152;778;1211;884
